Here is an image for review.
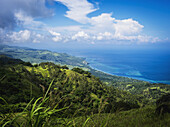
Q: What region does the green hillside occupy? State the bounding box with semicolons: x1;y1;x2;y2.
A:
0;56;140;114
90;69;170;103
0;47;170;126
0;45;169;103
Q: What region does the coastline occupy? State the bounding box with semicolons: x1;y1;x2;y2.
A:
51;47;170;85
88;62;170;85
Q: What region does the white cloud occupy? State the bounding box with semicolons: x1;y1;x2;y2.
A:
32;33;44;43
54;0;97;23
113;34;160;43
0;0;53;29
15;10;46;30
96;35;103;40
52;0;159;43
49;30;61;36
89;13;115;33
137;35;160;43
32;40;39;43
49;30;62;42
1;0;160;44
72;31;89;40
96;32;113;40
36;34;43;38
103;32;112;37
8;30;31;42
52;36;62;42
114;18;144;37
15;11;33;24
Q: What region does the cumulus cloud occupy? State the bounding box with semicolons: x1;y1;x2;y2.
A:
0;0;160;44
89;13;115;32
96;32;113;40
49;30;61;36
89;14;145;42
32;33;44;43
72;31;89;40
8;30;31;42
114;19;144;37
55;0;97;23
0;0;53;29
53;0;155;43
52;37;62;42
49;30;62;42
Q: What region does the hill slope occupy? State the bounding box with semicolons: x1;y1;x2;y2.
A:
0;56;140;115
0;45;169;104
0;55;169;127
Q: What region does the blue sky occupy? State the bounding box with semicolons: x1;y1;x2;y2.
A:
0;0;170;49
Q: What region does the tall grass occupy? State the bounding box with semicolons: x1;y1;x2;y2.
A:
0;80;68;127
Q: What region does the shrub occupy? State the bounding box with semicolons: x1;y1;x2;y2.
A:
156;93;170;115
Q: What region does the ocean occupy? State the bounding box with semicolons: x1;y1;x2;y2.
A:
55;47;170;84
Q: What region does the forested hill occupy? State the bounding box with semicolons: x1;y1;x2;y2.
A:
0;55;140;114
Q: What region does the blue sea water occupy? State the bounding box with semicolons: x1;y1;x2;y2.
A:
56;48;170;84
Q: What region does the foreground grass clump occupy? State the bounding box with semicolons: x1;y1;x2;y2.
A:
0;81;67;127
1;102;170;126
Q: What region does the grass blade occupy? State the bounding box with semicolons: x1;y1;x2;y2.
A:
44;79;54;99
82;117;91;127
0;97;8;105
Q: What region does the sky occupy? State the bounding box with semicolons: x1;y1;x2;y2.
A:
0;0;170;50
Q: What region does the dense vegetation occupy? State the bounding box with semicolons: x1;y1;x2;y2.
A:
1;44;169;103
0;55;139;114
0;45;170;126
90;69;170;103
